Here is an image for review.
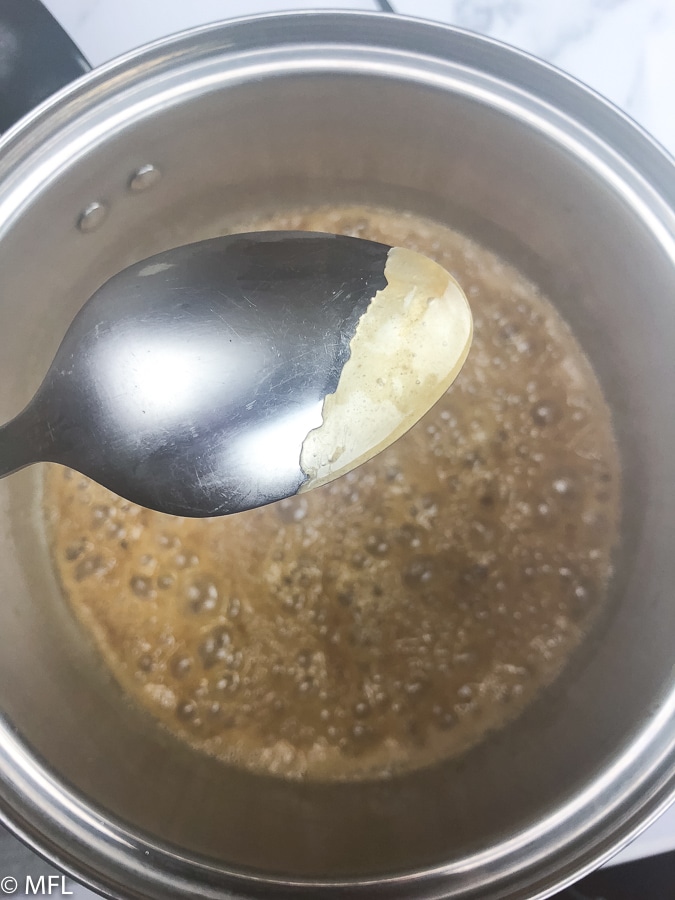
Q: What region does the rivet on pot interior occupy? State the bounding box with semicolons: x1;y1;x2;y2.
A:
77;201;108;233
129;164;161;192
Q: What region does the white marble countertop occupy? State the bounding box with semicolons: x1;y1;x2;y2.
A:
23;0;675;882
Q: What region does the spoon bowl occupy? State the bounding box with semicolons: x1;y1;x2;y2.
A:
0;232;472;516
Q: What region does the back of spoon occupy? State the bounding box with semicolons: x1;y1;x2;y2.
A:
0;232;472;516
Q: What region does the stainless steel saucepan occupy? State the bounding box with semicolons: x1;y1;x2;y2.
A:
0;6;674;900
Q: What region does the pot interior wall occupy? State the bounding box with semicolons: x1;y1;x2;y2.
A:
0;47;674;884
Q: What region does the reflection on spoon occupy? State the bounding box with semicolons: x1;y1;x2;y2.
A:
0;232;472;517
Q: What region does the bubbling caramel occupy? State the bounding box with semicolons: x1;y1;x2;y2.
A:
42;205;621;781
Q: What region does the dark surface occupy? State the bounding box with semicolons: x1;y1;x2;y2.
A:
0;0;89;133
556;849;675;899
1;819;674;899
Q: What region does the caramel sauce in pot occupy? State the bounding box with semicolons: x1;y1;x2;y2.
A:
42;206;620;781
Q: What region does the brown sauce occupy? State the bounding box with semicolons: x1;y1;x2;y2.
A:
42;205;621;780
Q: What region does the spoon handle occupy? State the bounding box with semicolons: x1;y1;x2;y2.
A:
0;410;43;478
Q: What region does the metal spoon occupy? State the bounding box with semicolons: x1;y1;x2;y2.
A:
0;232;472;516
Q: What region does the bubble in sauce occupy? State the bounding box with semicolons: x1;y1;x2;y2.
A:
130;575;154;599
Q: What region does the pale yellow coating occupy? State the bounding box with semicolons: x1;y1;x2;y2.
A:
300;247;473;491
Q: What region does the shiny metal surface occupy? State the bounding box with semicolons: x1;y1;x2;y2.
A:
0;232;390;516
76;201;108;232
128;163;161;192
0;10;675;900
